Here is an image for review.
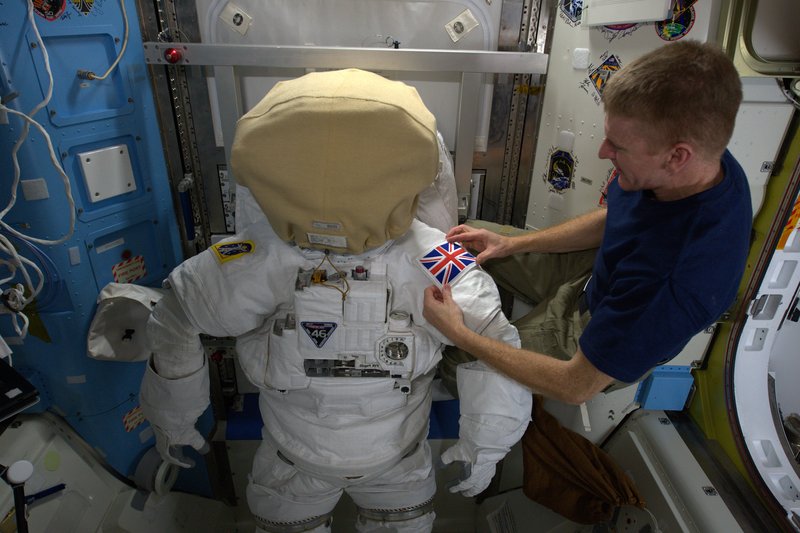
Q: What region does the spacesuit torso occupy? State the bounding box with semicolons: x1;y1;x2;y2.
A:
167;218;508;478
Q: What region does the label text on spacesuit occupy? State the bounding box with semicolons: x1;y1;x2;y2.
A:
301;321;338;348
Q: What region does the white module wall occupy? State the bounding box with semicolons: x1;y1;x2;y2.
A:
195;0;504;152
734;183;800;522
527;0;726;230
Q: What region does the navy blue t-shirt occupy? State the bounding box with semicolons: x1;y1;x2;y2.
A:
580;150;752;382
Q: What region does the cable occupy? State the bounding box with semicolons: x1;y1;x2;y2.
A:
777;78;800;110
0;1;76;346
312;251;351;301
76;0;129;81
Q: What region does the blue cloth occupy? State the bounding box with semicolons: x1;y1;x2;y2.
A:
581;150;752;382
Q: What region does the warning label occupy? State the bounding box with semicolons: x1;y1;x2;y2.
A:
124;406;146;432
112;255;147;283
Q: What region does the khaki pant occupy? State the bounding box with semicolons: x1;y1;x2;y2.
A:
439;220;596;397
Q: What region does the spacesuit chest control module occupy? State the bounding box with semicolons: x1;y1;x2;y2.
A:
134;69;532;533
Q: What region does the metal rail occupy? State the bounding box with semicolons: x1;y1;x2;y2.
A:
143;43;548;215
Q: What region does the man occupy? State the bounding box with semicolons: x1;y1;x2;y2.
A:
423;40;752;405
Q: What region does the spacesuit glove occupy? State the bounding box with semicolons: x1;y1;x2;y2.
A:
440;441;497;497
140;355;211;468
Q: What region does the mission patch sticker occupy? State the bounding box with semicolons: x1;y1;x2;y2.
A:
301;322;338;348
211;240;255;263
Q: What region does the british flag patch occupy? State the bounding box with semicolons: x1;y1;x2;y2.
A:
418;242;476;286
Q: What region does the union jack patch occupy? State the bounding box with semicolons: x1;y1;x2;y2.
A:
418;242;476;286
211;240;255;263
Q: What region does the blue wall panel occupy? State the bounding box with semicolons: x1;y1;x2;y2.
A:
0;0;184;481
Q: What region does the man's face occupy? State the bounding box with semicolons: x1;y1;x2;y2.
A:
598;114;671;193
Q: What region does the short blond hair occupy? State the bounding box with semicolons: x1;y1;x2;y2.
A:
602;40;742;158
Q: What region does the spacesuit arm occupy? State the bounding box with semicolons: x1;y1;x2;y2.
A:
139;289;210;468
442;310;532;497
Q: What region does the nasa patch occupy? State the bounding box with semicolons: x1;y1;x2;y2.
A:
211;240;255;263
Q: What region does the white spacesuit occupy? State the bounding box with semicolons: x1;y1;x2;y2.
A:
139;69;532;533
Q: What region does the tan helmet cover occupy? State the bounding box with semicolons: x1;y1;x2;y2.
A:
230;68;439;254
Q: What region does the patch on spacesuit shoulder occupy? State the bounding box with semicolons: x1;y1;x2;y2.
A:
211;240;255;263
301;321;337;348
418;242;476;286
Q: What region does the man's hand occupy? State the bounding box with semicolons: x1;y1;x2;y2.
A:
445;225;512;265
423;284;466;341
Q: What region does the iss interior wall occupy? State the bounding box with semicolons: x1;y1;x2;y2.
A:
0;0;184;480
526;0;722;230
194;0;503;152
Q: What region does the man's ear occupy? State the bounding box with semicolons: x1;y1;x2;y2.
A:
666;142;693;173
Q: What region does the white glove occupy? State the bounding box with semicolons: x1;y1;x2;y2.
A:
140;355;211;468
440;441;497;497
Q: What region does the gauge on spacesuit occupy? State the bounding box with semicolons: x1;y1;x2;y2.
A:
384;341;409;360
376;335;415;374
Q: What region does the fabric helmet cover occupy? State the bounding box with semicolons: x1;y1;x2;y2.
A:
230;68;439;254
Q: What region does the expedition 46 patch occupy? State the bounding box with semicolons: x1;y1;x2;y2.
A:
301;322;337;348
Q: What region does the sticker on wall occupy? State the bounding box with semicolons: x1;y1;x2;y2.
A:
70;0;97;16
559;0;583;27
112;255;147;283
597;23;641;43
33;0;66;20
777;196;800;250
445;9;480;43
656;0;696;41
544;147;577;194
598;168;619;207
124;406;146;432
579;52;622;106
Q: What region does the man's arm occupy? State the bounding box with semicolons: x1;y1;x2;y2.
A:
446;208;606;264
424;284;614;404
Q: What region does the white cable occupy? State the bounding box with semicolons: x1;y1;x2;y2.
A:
0;0;54;222
0;105;76;246
641;506;661;533
79;0;129;81
0;1;74;344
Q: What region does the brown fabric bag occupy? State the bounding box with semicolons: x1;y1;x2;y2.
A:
521;395;646;524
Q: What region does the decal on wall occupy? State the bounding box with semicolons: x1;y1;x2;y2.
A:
33;0;66;20
656;0;696;41
70;0;95;15
124;406;146;432
598;168;619;207
579;52;622;105
777;196;800;250
559;0;583;27
112;255;147;283
68;0;106;18
597;23;641;43
544;147;577;194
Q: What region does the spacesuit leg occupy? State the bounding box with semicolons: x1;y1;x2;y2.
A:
247;437;341;533
347;440;437;533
